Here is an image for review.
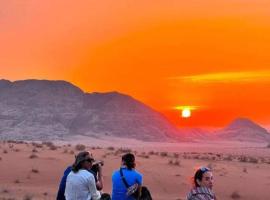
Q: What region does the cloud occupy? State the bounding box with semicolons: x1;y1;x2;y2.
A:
174;105;201;110
168;70;270;83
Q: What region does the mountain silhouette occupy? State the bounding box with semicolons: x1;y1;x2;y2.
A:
0;79;179;141
215;118;270;142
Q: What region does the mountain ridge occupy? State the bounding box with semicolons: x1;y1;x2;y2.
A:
0;79;179;141
213;118;270;142
0;79;269;143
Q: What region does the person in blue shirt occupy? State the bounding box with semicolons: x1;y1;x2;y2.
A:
112;153;143;200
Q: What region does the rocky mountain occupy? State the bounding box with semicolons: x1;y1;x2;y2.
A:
0;79;179;141
1;79;269;143
214;118;270;142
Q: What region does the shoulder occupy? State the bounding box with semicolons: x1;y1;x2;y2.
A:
133;169;143;178
113;169;121;174
70;169;94;178
80;169;94;176
79;170;96;182
127;169;143;184
186;187;215;200
122;168;142;176
112;169;120;177
64;166;72;175
88;169;96;175
186;189;194;200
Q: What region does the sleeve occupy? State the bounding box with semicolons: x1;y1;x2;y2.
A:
88;174;101;200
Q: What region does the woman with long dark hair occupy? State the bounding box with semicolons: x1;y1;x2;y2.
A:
186;167;217;200
65;151;102;200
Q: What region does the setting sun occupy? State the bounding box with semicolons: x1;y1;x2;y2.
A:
182;108;191;118
175;106;196;119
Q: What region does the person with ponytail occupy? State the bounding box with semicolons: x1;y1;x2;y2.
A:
111;153;143;200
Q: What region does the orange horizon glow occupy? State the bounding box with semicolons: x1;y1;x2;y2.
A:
1;0;270;127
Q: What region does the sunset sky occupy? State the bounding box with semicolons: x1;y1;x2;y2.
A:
1;0;270;127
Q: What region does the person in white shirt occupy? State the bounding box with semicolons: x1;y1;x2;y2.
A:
65;151;101;200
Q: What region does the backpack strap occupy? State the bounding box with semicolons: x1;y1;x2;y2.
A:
120;168;130;188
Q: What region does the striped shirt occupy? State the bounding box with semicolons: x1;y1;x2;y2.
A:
186;187;216;200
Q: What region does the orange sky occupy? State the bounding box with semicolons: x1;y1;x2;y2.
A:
1;0;270;127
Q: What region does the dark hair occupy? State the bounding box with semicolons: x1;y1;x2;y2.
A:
72;151;90;173
193;167;211;187
122;153;135;170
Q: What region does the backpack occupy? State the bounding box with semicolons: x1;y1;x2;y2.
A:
139;186;152;200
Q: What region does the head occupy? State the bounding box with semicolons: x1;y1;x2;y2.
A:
193;167;213;189
122;153;136;170
72;151;94;173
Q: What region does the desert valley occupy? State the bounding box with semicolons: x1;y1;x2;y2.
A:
0;139;270;200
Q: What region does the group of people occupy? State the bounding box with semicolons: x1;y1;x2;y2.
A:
56;151;217;200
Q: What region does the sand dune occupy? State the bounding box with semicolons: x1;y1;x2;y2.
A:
0;139;270;200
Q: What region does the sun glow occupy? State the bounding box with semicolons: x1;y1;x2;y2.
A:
182;108;191;118
175;105;197;118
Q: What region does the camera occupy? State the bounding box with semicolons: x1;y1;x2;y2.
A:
91;160;104;174
93;160;104;166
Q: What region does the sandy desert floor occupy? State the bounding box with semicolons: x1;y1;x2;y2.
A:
0;138;270;200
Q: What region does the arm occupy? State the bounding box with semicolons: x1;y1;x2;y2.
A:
136;173;143;199
96;165;104;190
88;174;101;200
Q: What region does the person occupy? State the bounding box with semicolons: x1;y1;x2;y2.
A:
64;151;102;200
56;152;103;200
112;153;143;200
186;167;217;200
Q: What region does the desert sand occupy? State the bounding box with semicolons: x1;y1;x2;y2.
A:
0;138;270;200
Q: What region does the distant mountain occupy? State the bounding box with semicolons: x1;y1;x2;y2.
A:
215;118;270;142
173;127;212;141
0;79;180;141
1;79;269;143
